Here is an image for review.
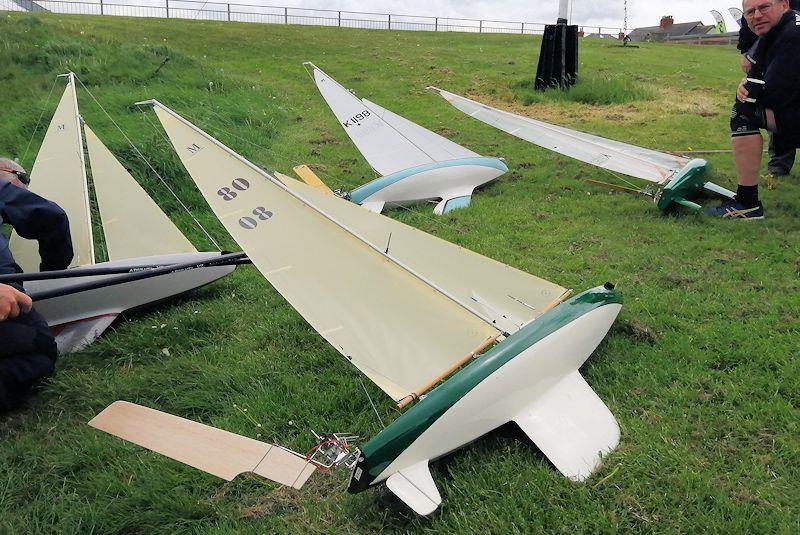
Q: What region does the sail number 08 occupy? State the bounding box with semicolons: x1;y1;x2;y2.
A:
216;178;274;229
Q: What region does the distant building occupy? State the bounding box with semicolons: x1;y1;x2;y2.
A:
628;15;715;42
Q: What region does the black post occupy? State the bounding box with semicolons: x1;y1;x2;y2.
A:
534;18;578;91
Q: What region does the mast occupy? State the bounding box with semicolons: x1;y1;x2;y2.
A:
64;71;96;265
557;0;573;23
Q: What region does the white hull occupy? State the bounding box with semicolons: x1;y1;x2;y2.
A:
353;162;506;215
371;302;621;514
30;252;234;353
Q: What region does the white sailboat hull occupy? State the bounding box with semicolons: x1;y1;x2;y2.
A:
29;252;235;353
360;301;621;515
349;158;507;215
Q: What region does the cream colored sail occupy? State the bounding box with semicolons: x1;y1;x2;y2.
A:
11;74;94;270
280;176;566;334
84;125;196;261
149;101;500;402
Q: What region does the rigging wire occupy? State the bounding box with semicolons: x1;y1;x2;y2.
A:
20;76;60;167
358;377;386;429
73;75;223;250
601;168;643;190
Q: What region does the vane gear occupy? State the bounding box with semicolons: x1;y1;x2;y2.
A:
305;432;360;471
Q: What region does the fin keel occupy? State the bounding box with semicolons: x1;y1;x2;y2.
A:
385;460;442;516
513;371;619;481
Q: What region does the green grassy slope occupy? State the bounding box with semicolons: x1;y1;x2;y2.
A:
0;11;798;534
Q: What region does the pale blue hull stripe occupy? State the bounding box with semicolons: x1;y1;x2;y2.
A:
350;157;508;204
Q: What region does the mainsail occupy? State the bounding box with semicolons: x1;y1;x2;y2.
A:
11;73;94;270
307;63;477;176
84;125;197;260
362;99;479;163
278;175;565;335
146;100;566;402
428;87;691;184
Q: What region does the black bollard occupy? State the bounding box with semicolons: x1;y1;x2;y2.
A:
535;19;579;91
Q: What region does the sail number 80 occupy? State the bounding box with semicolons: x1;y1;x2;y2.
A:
217;178;251;201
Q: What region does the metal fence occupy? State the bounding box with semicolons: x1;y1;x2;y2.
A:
664;32;738;45
1;0;623;38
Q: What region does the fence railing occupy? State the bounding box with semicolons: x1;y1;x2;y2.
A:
664;32;738;45
1;0;624;38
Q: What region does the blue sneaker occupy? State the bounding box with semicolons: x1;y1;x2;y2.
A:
703;200;765;220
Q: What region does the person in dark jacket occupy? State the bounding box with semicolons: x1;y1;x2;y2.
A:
0;158;73;413
738;0;800;176
707;0;800;219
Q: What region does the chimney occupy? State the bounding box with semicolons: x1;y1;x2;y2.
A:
660;15;674;28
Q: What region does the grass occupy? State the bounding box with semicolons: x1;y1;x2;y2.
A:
513;74;656;105
1;10;798;534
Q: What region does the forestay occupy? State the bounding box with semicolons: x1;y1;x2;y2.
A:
85;125;197;260
11;74;94;270
430;87;690;184
148;101;565;402
308;63;473;176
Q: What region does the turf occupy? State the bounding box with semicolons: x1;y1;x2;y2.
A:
0;11;798;534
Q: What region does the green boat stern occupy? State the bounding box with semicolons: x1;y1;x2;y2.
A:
348;283;622;494
655;158;708;212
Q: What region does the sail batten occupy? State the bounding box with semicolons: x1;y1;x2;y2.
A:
430;87;690;184
146;101;564;401
11;73;95;270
